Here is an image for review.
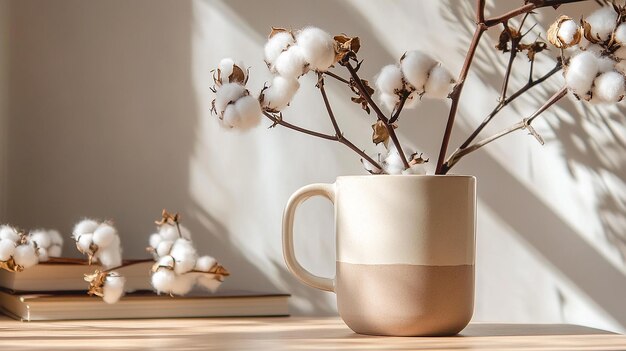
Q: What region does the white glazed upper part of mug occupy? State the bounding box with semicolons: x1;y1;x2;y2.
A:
335;175;476;267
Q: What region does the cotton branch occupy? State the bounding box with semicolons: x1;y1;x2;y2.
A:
443;86;567;171
484;0;589;28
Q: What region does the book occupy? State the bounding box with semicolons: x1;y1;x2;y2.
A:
0;258;154;292
0;289;290;321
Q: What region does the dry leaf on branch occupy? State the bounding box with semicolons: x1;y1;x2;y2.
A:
350;78;375;113
371;120;397;146
495;26;521;52
85;270;108;297
519;41;548;61
334;34;361;62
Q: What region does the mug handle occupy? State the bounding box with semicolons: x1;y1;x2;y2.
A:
282;183;335;292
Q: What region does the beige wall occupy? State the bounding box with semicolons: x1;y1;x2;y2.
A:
5;0;626;332
0;0;8;218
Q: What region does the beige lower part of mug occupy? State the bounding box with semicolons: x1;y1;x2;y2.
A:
336;262;474;336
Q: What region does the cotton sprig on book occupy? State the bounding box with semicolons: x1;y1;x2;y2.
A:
210;2;626;175
148;210;229;296
0;225;63;271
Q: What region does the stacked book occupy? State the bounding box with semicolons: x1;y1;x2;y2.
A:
0;258;289;321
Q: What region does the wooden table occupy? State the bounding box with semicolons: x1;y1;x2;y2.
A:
0;315;624;350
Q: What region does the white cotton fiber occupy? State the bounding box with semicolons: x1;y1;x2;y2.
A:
77;233;94;252
215;83;246;115
218;58;235;83
151;269;176;294
0;240;16;261
149;233;162;249
424;64;454;99
585;7;618;41
565;51;599;96
593;71;625;103
97;247;122;269
14;244;38;268
296;27;336;71
170;238;197;274
195;255;217;272
48;245;62;258
29;230;51;249
558;20;580;45
157;255;175;269
73;219;99;239
36;247;49;262
375;64;404;95
384;144;415;175
362;155;383;174
401;51;436;91
222;104;240;129
262;76;300;111
228;95;261;131
615;23;626;44
197;275;222;293
170;273;197;296
274;45;307;78
402;163;427;175
49;230;63;246
103;274;126;304
156;240;174;257
379;93;400;111
265;32;295;67
596;55;616;73
93;224;117;248
0;225;19;243
159;224;180;241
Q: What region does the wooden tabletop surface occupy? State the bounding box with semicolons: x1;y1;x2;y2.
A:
0;315;624;350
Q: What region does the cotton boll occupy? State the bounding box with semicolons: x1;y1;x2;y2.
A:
379;93;400;111
384;144;415;175
401;51;436;91
402;163;427;175
159;224;179;241
615;23;626;44
156;240;174;257
152;269;176;294
93;224;117;248
375;64;404;95
0;225;20;242
565;51;599;97
262;76;300;111
217;58;246;85
14;244;38;268
0;240;16;261
170;273;197;296
48;230;63;246
170;239;197;274
36;247;49;262
265;31;295;67
596;55;616;73
362;156;383;174
73;219;99;240
593;71;625;103
156;255;175;269
274;45;307;78
584;44;603;56
424;64;454;99
229;95;262;131
615;47;626;60
149;233;162;249
97;248;122;269
296;27;335;71
558;20;580;45
585;7;618;41
29;230;51;249
215;83;246;115
197;275;222;293
77;233;94;253
195;255;217;272
102;274;126;304
48;245;62;258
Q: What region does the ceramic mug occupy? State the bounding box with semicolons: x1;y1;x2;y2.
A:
282;175;476;336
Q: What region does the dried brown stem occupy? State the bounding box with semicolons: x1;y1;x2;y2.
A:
444;86;567;171
484;0;588;28
263;112;336;140
101;258;155;273
343;61;410;169
324;70;350;85
389;92;409;125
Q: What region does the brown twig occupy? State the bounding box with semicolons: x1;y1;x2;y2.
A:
444;86;568;171
101;258;155;273
484;0;588;28
343;61;410;169
389;92;410;125
324;70;351;85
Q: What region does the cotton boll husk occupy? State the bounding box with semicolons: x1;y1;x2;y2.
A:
262;76;300;110
149;233;162;249
558;20;580;45
48;230;63;246
170;273;197;296
73;219;99;240
231;95;262;131
264;31;295;67
36;247;49;262
195;255;217;272
29;230;51;249
274;45;307;78
151;269;176;294
77;233;94;253
103;274;126;304
296;27;336;71
585;7;618;41
375;64;404;95
0;225;20;242
424;64;454;99
93;224;117;248
565;51;599;96
156;240;174;257
401;51;436;91
14;244;38;268
615;46;626;60
97;247;122;269
592;71;625;103
0;240;16;261
215;83;246;115
170;239;197;274
197;275;222;293
48;245;62;258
